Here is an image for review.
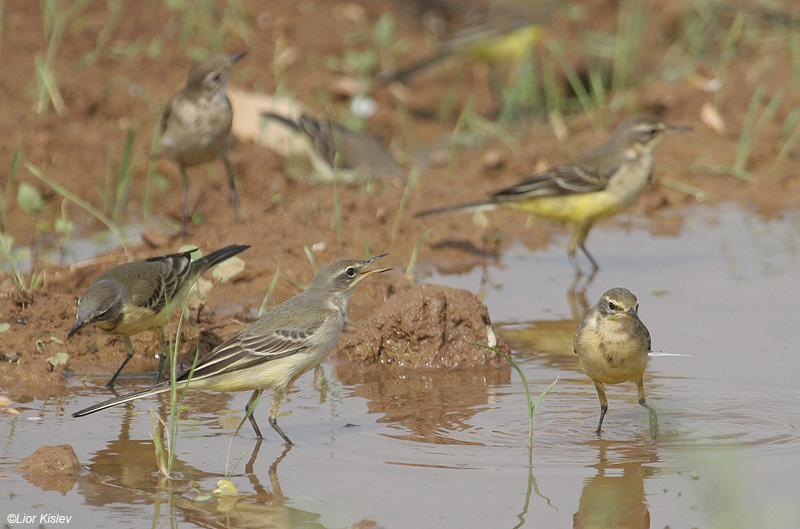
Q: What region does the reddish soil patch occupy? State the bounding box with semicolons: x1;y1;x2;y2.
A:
16;444;81;494
1;1;798;394
335;283;510;369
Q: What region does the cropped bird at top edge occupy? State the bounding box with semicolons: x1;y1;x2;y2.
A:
67;244;250;389
261;112;405;185
159;51;247;234
415;113;691;276
375;0;557;86
573;287;658;439
72;254;391;445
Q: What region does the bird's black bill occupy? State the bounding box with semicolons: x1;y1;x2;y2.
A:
366;253;388;265
67;320;86;340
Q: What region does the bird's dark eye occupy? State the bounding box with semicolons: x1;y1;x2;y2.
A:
345;266;356;278
648;126;659;137
210;73;221;83
608;301;618;311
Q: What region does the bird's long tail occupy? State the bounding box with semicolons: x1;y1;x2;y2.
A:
72;381;174;417
261;112;301;132
197;244;250;271
414;200;496;218
374;52;452;86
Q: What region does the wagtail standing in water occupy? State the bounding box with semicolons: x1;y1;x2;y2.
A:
416;114;690;275
573;287;658;439
73;255;390;445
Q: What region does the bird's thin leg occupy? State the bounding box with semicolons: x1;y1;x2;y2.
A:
269;386;293;445
593;380;609;436
154;327;168;383
180;165;190;237
221;154;240;223
245;389;264;439
568;224;587;278
573;222;599;276
567;247;583;279
105;336;136;389
581;247;599;276
580;242;599;278
637;378;659;439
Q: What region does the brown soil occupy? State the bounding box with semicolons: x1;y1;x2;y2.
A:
16;444;81;494
335;283;510;368
1;1;799;396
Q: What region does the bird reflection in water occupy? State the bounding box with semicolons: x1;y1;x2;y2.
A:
573;441;656;529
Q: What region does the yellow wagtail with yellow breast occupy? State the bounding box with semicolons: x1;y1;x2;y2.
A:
574;287;658;439
416;113;690;275
376;0;557;86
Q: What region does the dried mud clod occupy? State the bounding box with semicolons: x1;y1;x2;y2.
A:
335;283;510;369
16;444;81;494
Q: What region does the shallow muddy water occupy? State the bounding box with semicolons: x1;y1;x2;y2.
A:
3;204;799;528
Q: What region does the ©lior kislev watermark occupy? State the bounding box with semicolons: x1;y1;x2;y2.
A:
7;513;73;525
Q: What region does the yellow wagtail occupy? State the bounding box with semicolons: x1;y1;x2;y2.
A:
574;287;658;439
160;51;246;233
261;112;404;184
67;244;249;388
72;255;390;445
416;113;690;275
376;0;556;86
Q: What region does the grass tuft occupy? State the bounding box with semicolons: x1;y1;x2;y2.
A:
471;343;558;447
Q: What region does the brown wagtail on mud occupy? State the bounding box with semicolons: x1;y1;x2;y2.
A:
67;244;249;388
73;255;390;445
416;114;690;275
573;287;658;439
160;51;247;233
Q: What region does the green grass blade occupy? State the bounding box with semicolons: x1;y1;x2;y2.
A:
258;265;281;317
225;390;262;477
471;342;558;447
734;82;764;172
405;229;431;277
1;143;23;230
26;162;129;255
113;128;138;221
532;376;559;416
392;167;419;242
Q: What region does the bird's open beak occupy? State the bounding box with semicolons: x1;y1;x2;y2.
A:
67;319;87;340
230;50;248;64
360;267;392;277
360;253;391;277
